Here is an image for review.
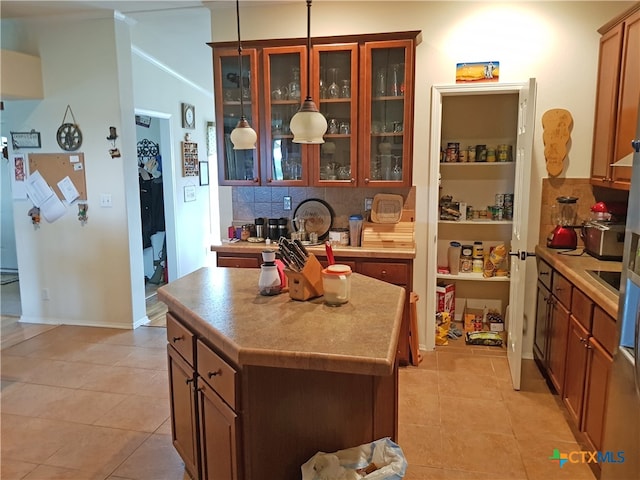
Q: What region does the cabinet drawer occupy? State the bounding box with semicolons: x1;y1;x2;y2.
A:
571;288;594;331
217;255;260;268
358;262;408;285
538;259;553;290
552;272;572;308
592;306;617;355
167;313;195;365
197;339;237;410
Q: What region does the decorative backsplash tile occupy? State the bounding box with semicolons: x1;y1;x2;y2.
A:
539;178;629;246
232;186;414;233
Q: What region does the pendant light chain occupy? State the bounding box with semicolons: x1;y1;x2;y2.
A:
289;0;327;143
236;0;245;116
304;0;312;101
230;0;257;150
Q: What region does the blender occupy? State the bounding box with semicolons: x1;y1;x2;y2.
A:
547;196;579;249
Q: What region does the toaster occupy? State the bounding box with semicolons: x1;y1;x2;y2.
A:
582;221;626;260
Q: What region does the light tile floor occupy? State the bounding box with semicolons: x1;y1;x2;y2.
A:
1;320;596;480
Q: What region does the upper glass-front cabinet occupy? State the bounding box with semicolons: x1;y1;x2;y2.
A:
214;48;260;185
262;46;308;185
312;43;358;185
361;40;414;187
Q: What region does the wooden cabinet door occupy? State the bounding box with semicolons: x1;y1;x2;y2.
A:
214;47;261;185
534;282;552;366
612;8;640;187
198;378;240;480
167;345;200;479
360;39;414;187
563;316;590;424
582;337;613;451
547;297;571;395
312;42;359;186
591;23;623;187
262;46;310;186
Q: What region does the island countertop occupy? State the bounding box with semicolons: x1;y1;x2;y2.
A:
157;266;406;376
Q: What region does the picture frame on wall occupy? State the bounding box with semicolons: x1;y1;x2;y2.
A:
199;161;209;186
10;130;41;149
183;185;196;202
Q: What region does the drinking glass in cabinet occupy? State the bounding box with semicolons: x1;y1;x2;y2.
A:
328;68;340;99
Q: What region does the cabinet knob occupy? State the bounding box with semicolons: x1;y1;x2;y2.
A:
350;178;356;183
207;369;222;378
172;335;184;342
364;177;370;184
253;178;259;183
579;337;587;343
380;270;387;276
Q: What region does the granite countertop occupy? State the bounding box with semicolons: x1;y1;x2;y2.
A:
535;245;622;318
158;267;406;376
211;241;416;260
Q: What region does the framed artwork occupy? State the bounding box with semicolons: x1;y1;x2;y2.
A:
183;185;196;202
182;103;195;129
10;130;41;149
181;141;199;177
455;61;499;83
199;161;209;186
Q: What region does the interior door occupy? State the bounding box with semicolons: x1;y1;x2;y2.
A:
506;78;537;390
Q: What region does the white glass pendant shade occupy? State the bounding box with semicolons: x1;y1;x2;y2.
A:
230;117;257;150
290;98;327;144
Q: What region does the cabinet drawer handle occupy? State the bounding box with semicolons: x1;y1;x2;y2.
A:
207;369;222;378
185;378;194;385
540;271;549;276
172;335;184;342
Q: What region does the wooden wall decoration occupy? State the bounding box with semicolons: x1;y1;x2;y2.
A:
181;141;199;177
28;152;87;201
542;108;573;177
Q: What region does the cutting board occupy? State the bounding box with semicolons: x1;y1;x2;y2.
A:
542;108;573;176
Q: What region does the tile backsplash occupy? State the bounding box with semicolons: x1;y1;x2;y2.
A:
539;178;629;246
232;186;414;233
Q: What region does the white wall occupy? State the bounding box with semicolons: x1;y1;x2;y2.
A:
1;7;214;327
211;1;635;355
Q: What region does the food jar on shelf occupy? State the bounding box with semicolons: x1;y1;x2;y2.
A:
460;244;473;273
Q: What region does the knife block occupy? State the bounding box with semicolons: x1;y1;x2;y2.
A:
285;253;324;301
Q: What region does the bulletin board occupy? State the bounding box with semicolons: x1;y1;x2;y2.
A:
28;152;87;201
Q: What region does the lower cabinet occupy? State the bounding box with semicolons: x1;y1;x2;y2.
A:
563;316;590;424
582;309;615;453
534;262;616;470
167;345;199;479
167;313;240;480
197;378;240;480
547;293;570;395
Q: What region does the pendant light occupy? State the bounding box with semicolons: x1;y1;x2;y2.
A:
290;0;327;144
230;0;257;150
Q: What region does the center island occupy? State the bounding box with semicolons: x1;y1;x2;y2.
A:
158;266;406;480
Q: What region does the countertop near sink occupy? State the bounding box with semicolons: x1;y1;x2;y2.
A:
211;241;416;260
535;245;622;318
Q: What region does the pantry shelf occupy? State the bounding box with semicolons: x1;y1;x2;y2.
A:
437;273;510;282
439;220;513;225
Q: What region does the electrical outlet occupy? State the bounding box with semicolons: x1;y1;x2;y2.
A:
283;196;292;211
364;197;373;210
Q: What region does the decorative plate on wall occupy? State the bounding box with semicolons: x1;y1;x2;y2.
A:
293;199;334;240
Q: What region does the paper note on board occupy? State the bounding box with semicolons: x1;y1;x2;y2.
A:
57;176;80;203
70;155;80;163
25;170;67;222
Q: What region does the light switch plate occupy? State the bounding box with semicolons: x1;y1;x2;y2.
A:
283;196;292;210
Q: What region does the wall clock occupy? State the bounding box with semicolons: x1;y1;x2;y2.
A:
182;103;195;129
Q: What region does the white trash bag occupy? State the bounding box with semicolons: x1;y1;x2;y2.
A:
301;437;407;480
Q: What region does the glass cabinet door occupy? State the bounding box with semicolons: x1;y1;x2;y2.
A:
361;40;414;186
262;46;308;185
311;43;358;186
213;48;260;185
